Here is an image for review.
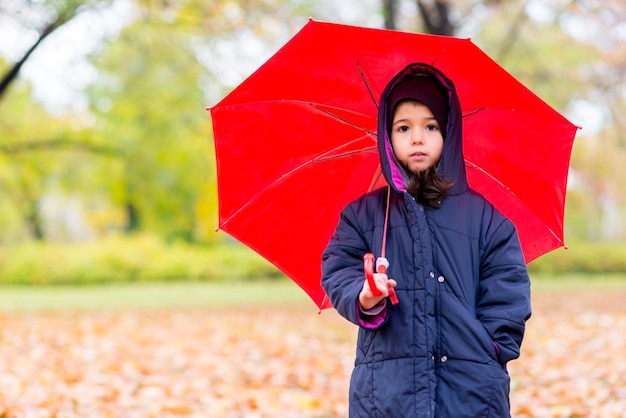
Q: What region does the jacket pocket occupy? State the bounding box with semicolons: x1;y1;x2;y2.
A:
439;290;499;364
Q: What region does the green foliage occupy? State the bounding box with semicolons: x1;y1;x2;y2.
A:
0;74;77;240
528;241;626;275
0;235;283;285
3;235;625;287
87;19;215;241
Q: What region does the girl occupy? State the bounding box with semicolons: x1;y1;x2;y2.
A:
321;62;531;417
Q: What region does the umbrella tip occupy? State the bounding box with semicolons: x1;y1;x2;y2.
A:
563;243;569;250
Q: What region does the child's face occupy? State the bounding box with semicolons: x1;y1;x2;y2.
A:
390;101;444;174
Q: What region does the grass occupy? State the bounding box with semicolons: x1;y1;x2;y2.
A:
0;274;625;312
0;279;311;312
530;273;626;291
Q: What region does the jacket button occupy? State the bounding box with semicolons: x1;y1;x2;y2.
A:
438;275;445;283
429;272;435;278
441;355;448;363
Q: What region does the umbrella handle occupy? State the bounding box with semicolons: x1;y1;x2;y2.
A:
363;253;399;304
363;253;381;296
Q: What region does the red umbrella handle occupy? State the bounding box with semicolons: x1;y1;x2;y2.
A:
363;253;399;304
363;253;382;296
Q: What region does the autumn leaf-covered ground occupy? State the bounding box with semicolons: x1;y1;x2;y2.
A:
0;283;624;417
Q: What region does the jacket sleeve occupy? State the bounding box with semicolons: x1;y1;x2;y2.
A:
321;202;388;328
477;216;532;365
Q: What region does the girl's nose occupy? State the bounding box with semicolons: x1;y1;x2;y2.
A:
412;131;424;144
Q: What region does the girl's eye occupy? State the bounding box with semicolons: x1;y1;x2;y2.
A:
426;124;439;131
397;125;409;133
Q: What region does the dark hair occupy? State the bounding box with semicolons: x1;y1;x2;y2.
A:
405;167;453;208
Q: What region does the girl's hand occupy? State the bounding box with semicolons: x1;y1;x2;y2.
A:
359;273;397;310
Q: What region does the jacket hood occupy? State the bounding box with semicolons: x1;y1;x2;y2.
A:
378;62;468;196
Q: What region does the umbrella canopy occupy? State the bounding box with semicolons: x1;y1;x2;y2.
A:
210;19;579;310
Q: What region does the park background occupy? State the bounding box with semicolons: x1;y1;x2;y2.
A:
0;0;625;416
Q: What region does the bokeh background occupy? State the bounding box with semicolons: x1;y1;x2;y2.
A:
0;0;625;273
0;1;625;417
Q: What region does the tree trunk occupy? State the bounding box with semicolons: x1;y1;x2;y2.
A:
0;9;78;101
125;201;139;233
25;200;45;241
416;0;455;36
382;0;399;30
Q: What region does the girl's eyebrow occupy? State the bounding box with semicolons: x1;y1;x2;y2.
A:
393;116;437;125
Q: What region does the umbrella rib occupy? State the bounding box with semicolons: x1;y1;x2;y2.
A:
220;140;378;228
463;108;485;117
316;145;377;161
309;104;377;136
356;60;379;109
462;107;566;118
464;158;507;188
368;169;385;192
464;158;564;244
463;107;511;117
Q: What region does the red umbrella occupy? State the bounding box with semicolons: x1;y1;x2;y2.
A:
209;19;579;310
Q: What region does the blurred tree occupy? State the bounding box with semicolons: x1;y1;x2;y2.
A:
382;0;399;29
0;0;113;101
0;59;120;241
472;2;598;111
557;1;626;241
382;0;454;34
85;0;322;241
416;0;454;35
0;0;118;241
87;18;213;241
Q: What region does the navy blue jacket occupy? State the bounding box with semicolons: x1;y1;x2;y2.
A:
321;63;531;417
